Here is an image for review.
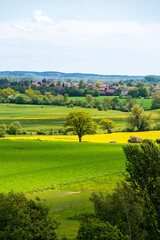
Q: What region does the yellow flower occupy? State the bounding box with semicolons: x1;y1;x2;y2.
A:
7;131;160;143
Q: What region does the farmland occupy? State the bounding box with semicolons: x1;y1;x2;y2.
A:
7;130;160;143
69;96;152;109
0;103;160;238
0;104;129;131
0;140;125;238
0;140;125;193
0;103;159;132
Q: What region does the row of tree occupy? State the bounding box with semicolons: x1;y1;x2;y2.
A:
0;105;158;140
0;85;160;111
63;105;155;142
1;87;160;112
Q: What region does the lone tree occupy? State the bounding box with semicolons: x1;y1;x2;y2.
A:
123;142;160;239
63;111;98;142
99;119;116;133
127;105;152;131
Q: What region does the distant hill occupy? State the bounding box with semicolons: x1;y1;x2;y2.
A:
0;71;144;82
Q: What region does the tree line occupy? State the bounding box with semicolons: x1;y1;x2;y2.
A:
1;105;160;140
0;86;160;112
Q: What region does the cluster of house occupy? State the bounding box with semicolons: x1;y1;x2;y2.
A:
32;81;160;96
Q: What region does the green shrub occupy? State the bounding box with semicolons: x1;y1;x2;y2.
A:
76;218;129;240
97;105;103;111
142;139;154;144
49;128;54;135
8;125;19;135
67;104;73;108
36;130;46;135
58;128;66;135
153;123;160;130
0;130;5;138
18;129;27;135
2;124;6;132
128;135;143;143
8;121;22;135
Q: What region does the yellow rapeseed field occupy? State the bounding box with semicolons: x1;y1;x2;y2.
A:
7;131;160;143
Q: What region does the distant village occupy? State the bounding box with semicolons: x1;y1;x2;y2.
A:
0;75;160;101
31;79;160;97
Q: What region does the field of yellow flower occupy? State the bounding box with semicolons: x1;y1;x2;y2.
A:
7;130;160;143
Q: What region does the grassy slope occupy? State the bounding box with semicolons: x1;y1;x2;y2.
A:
0;102;158;238
0;104;158;132
0;140;125;193
0;104;129;131
28;172;124;239
69;96;152;109
0;140;125;238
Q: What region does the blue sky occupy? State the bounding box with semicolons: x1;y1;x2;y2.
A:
1;0;160;75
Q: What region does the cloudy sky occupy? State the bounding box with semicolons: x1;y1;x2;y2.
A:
1;0;160;75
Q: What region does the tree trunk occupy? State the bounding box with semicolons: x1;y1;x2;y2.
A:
78;135;81;142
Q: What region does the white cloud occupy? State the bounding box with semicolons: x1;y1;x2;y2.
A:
2;19;160;46
1;17;160;74
77;14;82;20
10;10;53;33
12;24;33;32
33;10;52;25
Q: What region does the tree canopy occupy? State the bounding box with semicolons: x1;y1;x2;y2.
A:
127;105;152;131
99;119;116;133
90;182;148;240
0;192;58;240
76;218;129;240
123;142;160;239
151;91;160;109
63;111;98;142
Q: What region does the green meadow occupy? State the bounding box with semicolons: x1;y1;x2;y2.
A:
0;102;159;238
0;139;125;238
69;96;152;109
0;140;125;193
0;104;130;131
0;103;158;132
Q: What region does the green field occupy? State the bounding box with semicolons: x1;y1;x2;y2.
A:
0;104;130;131
0;103;159;238
0;103;158;133
0;140;125;193
0;140;125;238
69;96;152;109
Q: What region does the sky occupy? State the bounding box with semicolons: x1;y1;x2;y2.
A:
1;0;160;75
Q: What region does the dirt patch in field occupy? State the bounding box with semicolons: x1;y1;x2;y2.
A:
59;191;81;197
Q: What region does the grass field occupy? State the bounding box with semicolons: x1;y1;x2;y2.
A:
0;104;159;132
69;96;152;109
0;104;129;131
0;102;159;238
0;140;125;193
0;140;125;238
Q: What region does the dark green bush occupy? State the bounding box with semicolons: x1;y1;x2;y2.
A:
128;135;143;143
0;191;58;240
0;130;5;138
36;129;46;135
76;218;129;240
